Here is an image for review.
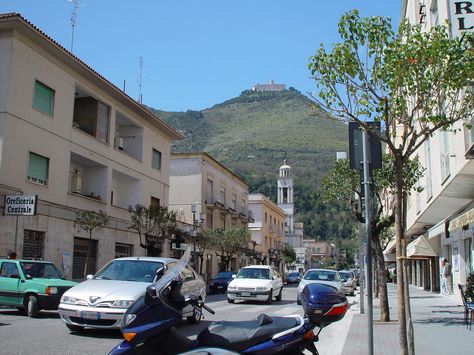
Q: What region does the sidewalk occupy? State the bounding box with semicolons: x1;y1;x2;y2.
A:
342;283;474;355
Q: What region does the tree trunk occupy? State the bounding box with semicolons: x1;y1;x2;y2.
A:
373;231;390;321
395;157;408;355
404;258;415;355
83;229;92;279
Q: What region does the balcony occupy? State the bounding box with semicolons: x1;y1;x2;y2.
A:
111;170;140;209
69;152;107;202
114;111;143;161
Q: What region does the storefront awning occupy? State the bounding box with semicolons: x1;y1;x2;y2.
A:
407;235;437;259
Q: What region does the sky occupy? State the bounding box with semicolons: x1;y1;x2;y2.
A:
0;1;402;112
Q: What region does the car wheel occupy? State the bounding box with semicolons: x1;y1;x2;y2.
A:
66;324;84;332
275;287;282;301
297;296;301;305
350;290;355;296
26;295;39;318
227;297;235;304
187;308;202;324
266;290;273;305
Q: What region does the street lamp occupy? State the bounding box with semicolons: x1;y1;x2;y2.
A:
191;204;206;272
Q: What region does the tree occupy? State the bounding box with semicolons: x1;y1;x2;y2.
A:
284;245;296;265
205;227;249;271
128;204;178;256
75;209;108;279
322;156;423;321
309;10;473;354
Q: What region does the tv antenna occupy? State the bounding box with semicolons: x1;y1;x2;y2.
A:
138;57;144;103
69;0;91;52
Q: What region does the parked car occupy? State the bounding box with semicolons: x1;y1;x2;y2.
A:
0;258;77;317
226;265;283;304
338;270;356;296
58;256;205;331
351;268;360;286
286;271;302;285
297;268;343;305
208;271;235;294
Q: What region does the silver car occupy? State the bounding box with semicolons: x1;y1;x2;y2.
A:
338;270;356;296
58;256;205;330
297;268;343;305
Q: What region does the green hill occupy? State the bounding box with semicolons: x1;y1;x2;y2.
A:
149;88;354;240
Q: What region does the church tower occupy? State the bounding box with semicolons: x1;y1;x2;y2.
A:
277;159;294;234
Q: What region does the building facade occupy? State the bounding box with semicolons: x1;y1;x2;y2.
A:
0;13;182;280
169;152;252;281
248;193;286;274
400;0;474;297
251;80;286;92
303;239;335;269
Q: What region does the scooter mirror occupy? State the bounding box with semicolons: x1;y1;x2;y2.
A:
153;265;168;282
146;284;158;299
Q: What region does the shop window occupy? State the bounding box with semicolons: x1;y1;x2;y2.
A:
33;80;54;116
27;152;49;185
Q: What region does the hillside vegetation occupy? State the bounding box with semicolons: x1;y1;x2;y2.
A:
150;88;355;240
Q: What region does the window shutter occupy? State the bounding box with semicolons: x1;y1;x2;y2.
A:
33;81;53;115
28;152;49;183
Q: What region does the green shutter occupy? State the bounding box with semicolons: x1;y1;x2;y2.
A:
28;152;49;184
33;81;53;115
152;149;161;170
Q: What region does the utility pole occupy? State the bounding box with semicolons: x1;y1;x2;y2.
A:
362;128;374;355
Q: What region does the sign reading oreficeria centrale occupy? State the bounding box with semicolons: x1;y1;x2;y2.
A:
4;195;38;216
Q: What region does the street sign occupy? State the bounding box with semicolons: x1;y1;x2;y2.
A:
171;243;195;251
349;122;382;170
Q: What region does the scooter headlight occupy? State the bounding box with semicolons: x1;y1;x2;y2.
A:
121;313;136;327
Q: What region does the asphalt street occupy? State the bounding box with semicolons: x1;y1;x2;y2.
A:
0;285;357;355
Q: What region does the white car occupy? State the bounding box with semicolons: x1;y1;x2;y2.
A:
226;265;283;304
58;256;206;330
338;270;356;296
297;268;343;305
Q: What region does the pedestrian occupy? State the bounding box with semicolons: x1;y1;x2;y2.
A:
8;252;17;260
440;258;451;295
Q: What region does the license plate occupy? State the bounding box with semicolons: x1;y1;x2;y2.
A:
80;311;100;320
240;292;251;297
217;286;223;289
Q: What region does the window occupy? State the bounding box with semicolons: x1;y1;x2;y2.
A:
207;213;213;228
115;243;133;258
23;230;44;259
33;80;54;116
425;137;433;201
152;149;161;170
231;192;237;210
440;130;451;182
27;152;49;185
219;187;226;205
265;213;268;223
151;196;160;207
72;237;98;280
207;179;213;203
0;262;20;278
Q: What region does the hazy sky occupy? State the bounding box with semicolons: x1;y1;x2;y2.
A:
1;1;402;112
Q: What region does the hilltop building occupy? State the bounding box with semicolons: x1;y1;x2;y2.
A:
0;13;182;280
251;80;286;92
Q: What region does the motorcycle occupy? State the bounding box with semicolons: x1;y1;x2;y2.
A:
109;248;348;355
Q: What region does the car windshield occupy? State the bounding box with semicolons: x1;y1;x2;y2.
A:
20;262;64;279
339;272;351;279
304;270;339;281
288;272;300;277
214;272;233;279
94;260;164;282
237;268;270;279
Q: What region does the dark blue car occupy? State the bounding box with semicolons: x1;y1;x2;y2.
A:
209;271;235;294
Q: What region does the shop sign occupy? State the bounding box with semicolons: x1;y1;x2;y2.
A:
449;207;474;231
449;1;474;38
4;195;38;216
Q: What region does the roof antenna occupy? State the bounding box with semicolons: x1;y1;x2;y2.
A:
69;0;91;52
138;57;144;103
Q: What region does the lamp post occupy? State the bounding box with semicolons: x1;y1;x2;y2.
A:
191;204;197;271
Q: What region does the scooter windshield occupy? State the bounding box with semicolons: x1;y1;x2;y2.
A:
153;247;191;295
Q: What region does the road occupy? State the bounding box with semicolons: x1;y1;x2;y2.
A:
0;285;357;355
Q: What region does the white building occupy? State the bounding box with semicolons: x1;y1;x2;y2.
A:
169;152;252;280
399;0;474;297
0;13;182;279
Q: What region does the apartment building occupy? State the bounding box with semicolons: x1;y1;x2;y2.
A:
248;193;286;274
0;13;182;279
400;0;474;296
169;152;253;280
303;239;335;269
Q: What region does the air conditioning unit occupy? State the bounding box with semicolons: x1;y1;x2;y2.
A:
115;137;124;150
70;170;82;193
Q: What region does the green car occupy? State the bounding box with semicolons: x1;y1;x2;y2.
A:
0;258;77;317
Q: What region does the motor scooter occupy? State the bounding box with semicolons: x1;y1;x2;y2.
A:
109;249;348;355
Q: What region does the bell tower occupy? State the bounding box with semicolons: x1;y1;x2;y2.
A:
277;159;294;234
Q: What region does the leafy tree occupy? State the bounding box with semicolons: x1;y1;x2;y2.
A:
206;227;249;271
284;245;296;265
128;204;178;256
75;209;108;279
309;10;473;353
322;156;423;321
